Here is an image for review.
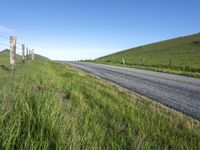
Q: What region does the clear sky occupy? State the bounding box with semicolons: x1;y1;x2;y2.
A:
0;0;200;60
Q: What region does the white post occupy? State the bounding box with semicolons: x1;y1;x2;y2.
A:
32;49;35;60
10;36;16;71
26;47;28;60
122;58;125;66
22;44;25;62
29;50;31;59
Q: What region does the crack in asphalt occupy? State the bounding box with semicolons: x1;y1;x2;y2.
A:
62;61;200;121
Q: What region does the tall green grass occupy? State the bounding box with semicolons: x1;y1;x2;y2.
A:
0;52;200;149
95;33;200;77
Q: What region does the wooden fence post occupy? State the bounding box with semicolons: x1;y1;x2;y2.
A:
32;49;35;60
22;44;25;62
10;36;16;71
28;49;31;59
26;47;28;60
122;58;125;66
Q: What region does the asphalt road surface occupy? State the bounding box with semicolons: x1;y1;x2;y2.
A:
62;62;200;121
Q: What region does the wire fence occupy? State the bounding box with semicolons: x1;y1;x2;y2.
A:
0;34;9;40
0;34;11;51
0;33;37;52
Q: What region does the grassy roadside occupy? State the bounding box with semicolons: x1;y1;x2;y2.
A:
95;33;200;78
0;53;200;149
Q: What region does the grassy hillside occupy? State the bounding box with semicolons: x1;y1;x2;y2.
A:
0;50;200;149
96;33;200;77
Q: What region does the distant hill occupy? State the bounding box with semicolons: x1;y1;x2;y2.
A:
96;33;200;77
0;49;10;53
0;49;49;65
0;49;21;66
35;54;50;60
0;49;50;73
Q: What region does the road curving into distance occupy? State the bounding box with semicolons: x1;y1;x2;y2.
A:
62;61;200;121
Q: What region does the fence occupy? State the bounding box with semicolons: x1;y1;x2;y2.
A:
0;33;35;71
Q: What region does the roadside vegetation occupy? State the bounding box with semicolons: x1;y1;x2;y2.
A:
0;50;200;149
95;33;200;78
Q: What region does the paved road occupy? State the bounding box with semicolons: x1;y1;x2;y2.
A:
62;61;200;121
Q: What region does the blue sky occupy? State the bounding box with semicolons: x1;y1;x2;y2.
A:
0;0;200;60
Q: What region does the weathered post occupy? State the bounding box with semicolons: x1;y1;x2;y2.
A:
122;58;125;66
10;36;16;71
29;50;31;59
26;47;28;60
22;44;25;62
32;49;35;60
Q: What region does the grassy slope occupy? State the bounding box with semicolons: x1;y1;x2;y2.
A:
95;33;200;77
0;50;200;149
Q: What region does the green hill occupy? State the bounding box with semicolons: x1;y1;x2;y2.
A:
0;49;21;74
0;49;22;64
35;54;50;60
0;49;47;74
96;33;200;77
0;48;200;149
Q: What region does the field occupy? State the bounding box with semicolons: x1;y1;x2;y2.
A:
95;33;200;78
0;50;200;149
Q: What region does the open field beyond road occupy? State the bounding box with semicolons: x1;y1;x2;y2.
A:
95;33;200;78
